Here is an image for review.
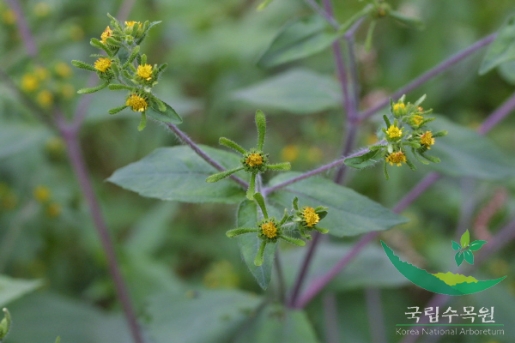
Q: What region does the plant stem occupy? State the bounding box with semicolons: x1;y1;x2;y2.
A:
274;250;286;304
166;124;248;189
366;288;387;343
399;216;515;343
360;34;496;122
293;88;515;308
323;293;341;343
5;0;38;58
303;0;339;28
58;119;145;343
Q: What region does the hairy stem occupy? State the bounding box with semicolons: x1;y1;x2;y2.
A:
166;124;248;189
360;34;496;122
58;121;145;343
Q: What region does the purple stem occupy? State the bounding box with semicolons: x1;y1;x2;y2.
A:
400;217;515;343
5;0;37;57
360;34;496;122
166;124;248;189
323;293;341;343
58;118;145;343
366;288;387;343
294;88;515;308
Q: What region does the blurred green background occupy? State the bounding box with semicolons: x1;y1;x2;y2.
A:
0;0;515;342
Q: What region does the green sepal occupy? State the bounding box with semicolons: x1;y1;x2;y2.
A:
219;137;247;154
292;197;299;211
253;192;269;219
137;112;147;131
206;166;244;183
108;105;128;115
313;226;329;234
280;235;306;247
247;173;257;200
433;130;448;138
106;13;122;31
419;153;440;164
90;38;113;57
71;60;96;72
267;162;291;171
108;84;134;91
0;308;12;340
226;227;259;238
77;82;108;94
255;110;267;150
254;241;267;266
383;114;391;128
469;240;487;251
414;94;427;106
279;210;290;225
344;149;382;169
155;63;168;77
405;157;417;170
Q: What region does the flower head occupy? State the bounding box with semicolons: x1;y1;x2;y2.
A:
37;90;53;108
137;64;153;81
55;62;72;78
260;220;278;239
392;102;406;116
410;114;424;127
386;151;407;166
420;131;435;149
21;74;38;92
100;26;112;44
386;125;403;139
33;185;51;202
125;21;140;28
302;207;320;228
126;94;148;112
245;152;263;168
94;57;111;73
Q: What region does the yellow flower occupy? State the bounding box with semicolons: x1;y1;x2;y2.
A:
245;153;263;167
34;67;49;81
55;62;72;78
386;151;407;166
34;2;50;17
46;202;61;218
411;114;423;127
37;90;53;108
261;220;278;239
386;125;403;139
420;131;435;149
281;145;299;162
100;26;112;44
302;207;320;228
21;74;39;92
33;185;51;202
94;57;111;73
126;94;148;112
70;25;84;41
125;21;141;28
392;102;406;116
136;64;153;81
60;84;75;99
2;10;16;25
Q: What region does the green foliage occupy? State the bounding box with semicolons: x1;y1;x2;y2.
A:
0;124;50;159
108;146;246;204
0;276;42;308
479;14;515;74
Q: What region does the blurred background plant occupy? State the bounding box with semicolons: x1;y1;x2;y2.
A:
0;0;515;342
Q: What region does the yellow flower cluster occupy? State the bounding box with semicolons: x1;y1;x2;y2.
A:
302;207;320;228
126;94;148;112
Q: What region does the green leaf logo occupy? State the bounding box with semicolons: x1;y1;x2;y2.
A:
452;230;487;266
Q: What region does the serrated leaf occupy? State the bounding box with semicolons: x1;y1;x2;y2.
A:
257;15;340;68
479;15;515;75
108;146;246;204
451;240;461;251
235;200;276;289
463;249;475;265
469;240;487;251
460;229;470;247
0;275;42;307
147;289;263;343
147;101;183;125
428;115;515;180
268;173;407;237
232;68;340;114
232;304;320;343
282;242;409;293
0;124;50;159
455;251;464;266
344;149;383;169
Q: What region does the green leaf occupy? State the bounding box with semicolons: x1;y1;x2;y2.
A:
71;60;96;72
77;82;108;94
108;146;246;204
451;240;461;251
232;68;340;114
268;173;407;237
498;60;515;84
460;229;470;247
257;0;274;11
428;115;515;180
0;124;50;159
455;251;464;266
257;15;340;68
469;240;487;251
479;15;515;75
282;242;409;292
147;289;263;343
235;200;276;289
463;249;475;265
344;149;383;169
147;101;183;125
389;10;424;29
232;304;320;343
0;275;42;307
7;293;131;343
